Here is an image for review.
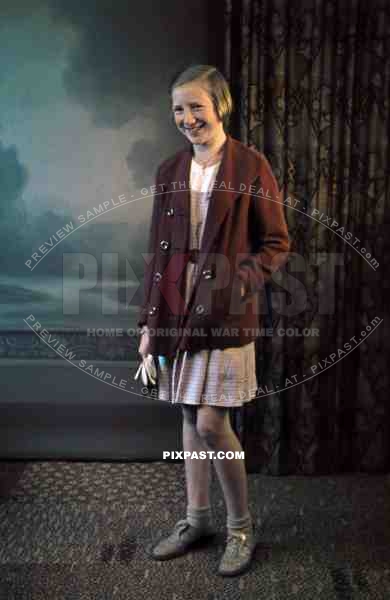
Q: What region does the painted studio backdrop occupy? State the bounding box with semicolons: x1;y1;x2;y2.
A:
0;0;219;459
0;0;217;333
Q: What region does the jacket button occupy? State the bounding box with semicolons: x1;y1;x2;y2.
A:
202;268;213;279
160;240;170;251
165;207;174;217
153;272;162;283
148;305;158;316
195;304;205;315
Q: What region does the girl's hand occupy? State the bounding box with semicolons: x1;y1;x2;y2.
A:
138;327;151;357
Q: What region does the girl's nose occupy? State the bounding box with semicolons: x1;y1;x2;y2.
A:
183;110;196;126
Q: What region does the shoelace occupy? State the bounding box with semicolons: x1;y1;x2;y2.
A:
173;519;191;536
133;354;157;386
225;531;252;556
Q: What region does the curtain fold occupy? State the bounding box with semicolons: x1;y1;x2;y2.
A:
226;0;390;474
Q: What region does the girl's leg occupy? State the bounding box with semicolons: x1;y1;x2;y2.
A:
182;405;214;529
196;405;252;531
149;404;215;561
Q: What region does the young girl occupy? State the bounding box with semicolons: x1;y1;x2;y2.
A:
137;64;290;577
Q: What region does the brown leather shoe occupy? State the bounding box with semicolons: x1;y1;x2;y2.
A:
149;518;217;561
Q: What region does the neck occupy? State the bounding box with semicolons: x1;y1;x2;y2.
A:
192;128;227;160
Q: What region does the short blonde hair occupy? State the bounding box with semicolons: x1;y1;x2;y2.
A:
169;64;233;132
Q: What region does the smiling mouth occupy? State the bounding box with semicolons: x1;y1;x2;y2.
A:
184;124;205;132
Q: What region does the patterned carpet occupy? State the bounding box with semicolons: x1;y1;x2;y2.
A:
0;461;389;599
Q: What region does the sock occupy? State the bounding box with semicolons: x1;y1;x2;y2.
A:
186;505;214;530
226;512;253;534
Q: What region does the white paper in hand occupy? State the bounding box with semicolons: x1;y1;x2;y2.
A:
134;354;157;386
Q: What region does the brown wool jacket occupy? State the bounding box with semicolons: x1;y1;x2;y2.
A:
137;133;291;358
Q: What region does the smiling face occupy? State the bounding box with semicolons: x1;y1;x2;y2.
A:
171;81;225;146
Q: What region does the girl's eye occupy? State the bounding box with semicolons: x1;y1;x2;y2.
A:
173;106;202;112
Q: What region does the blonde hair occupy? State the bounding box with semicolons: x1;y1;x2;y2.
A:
169;64;233;132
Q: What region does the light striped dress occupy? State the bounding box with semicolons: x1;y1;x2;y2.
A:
156;156;258;407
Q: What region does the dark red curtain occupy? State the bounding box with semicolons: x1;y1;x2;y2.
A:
225;0;390;474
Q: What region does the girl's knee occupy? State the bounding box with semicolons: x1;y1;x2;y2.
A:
196;406;231;446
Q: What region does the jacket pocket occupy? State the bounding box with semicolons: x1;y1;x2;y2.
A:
219;271;247;319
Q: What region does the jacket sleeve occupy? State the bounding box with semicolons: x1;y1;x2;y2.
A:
238;153;290;297
137;165;163;329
